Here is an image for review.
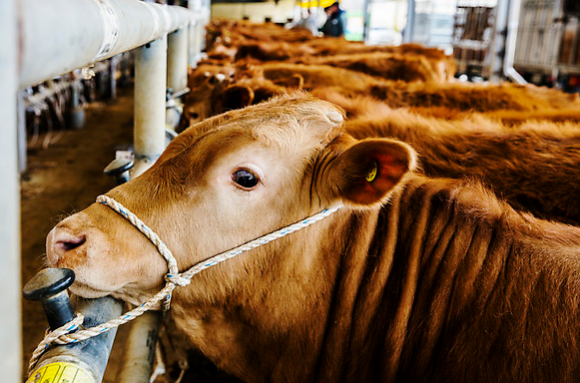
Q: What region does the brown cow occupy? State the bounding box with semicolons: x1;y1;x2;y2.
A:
299;52;449;83
180;73;292;129
343;109;580;225
182;63;580;128
47;94;580;383
310;85;580;119
311;86;580;123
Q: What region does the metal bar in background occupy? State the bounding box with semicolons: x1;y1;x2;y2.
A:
116;312;163;383
0;0;22;381
362;0;372;43
18;0;194;90
489;0;510;82
17;93;27;173
403;0;415;43
133;36;168;177
504;0;527;83
168;26;189;95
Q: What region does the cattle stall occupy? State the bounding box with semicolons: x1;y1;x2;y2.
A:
451;0;580;86
1;0;208;381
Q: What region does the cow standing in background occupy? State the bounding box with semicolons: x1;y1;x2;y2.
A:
47;95;580;382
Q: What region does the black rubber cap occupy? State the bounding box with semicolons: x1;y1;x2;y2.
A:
104;158;134;176
23;268;75;301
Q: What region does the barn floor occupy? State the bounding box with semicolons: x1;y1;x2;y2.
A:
20;87;242;382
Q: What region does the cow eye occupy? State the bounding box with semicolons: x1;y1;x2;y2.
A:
232;169;259;189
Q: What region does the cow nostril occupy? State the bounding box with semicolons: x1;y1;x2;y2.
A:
56;235;87;252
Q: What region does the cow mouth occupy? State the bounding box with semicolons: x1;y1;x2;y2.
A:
68;279;114;299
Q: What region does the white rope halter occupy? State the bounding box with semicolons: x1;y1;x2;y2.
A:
29;194;342;373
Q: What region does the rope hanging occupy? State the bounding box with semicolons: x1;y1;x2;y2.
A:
29;194;342;373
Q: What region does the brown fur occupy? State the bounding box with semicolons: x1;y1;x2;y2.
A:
182;64;580;132
311;84;580;117
47;95;580;383
344;109;580;225
299;52;449;82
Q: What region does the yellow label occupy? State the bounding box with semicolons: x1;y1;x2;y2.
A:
366;161;378;182
26;362;95;383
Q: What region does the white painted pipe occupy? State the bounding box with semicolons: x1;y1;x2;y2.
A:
188;20;200;68
116;311;163;383
504;0;527;84
0;0;22;382
489;0;510;83
167;27;189;95
18;0;195;89
133;36;168;178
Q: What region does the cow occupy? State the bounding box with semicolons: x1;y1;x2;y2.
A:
182;63;580;130
311;87;580;124
343;109;580;225
47;94;580;383
297;52;450;83
180;84;580;224
180;73;292;129
408;105;580;126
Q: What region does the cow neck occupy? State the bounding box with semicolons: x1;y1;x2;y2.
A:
29;195;343;372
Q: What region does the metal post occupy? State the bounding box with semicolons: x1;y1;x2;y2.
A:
133;36;168;177
188;0;202;67
504;0;527;84
167;27;189;94
109;57;117;100
17;92;27;172
489;0;510;83
188;20;198;68
403;0;415;43
67;79;85;130
362;0;371;43
0;0;21;382
116;311;163;383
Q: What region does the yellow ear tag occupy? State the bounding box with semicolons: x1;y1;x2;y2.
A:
366;161;378;182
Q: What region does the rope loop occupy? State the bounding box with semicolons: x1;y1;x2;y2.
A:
28;313;85;374
28;194;342;377
165;273;191;287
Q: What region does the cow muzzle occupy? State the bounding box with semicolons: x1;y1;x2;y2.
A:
46;224;88;268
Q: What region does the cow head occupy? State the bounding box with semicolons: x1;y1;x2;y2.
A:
46;94;416;307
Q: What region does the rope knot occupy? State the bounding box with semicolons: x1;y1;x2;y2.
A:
28;313;85;374
165;273;190;287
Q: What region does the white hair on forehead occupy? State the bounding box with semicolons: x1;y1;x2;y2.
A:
248;104;343;154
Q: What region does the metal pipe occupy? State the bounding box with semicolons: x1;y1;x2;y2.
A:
26;296;124;383
0;0;21;381
116;311;163;383
109;56;118;101
18;0;195;90
504;0;527;84
168;26;189;95
362;0;371;43
66;79;85;130
403;0;415;43
133;36;168;177
489;0;510;83
17;91;27;172
188;20;199;68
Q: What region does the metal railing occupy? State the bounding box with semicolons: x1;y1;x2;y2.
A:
0;0;207;382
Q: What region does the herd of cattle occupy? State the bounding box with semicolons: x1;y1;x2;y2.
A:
48;20;580;382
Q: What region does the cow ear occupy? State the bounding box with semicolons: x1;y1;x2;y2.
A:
328;138;416;206
272;74;304;89
221;85;254;111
